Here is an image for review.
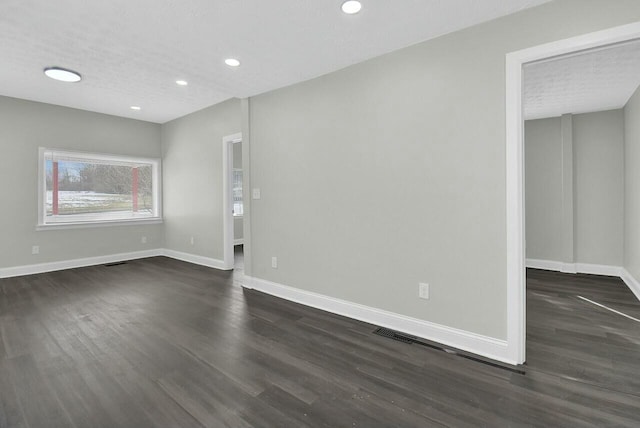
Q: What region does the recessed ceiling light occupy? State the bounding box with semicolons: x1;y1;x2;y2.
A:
130;106;141;111
225;58;241;67
341;0;362;14
176;80;188;86
44;67;82;83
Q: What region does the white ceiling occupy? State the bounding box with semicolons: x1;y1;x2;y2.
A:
0;0;549;123
524;39;640;120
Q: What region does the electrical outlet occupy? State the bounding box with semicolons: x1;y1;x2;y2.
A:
141;236;147;244
252;188;261;199
31;245;40;255
271;256;278;269
419;283;430;300
190;236;195;245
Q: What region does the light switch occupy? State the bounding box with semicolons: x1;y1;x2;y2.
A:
419;283;430;300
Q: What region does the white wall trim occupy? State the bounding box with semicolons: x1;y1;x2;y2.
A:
161;249;230;271
234;239;244;246
35;218;163;231
526;258;570;273
0;249;163;279
0;248;235;279
526;261;640;302
506;22;640;365
526;259;623;277
621;269;640;302
575;263;623;277
243;275;513;365
239;98;253;277
505;45;527;366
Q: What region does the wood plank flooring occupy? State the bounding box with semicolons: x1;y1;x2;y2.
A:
1;254;639;427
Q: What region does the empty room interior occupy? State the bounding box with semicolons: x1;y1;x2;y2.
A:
1;1;640;427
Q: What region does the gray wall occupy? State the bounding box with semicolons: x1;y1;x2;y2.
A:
233;142;243;169
248;0;640;340
525;110;625;266
624;86;640;281
525;117;563;261
161;98;241;260
0;96;163;269
574;110;624;265
234;217;244;242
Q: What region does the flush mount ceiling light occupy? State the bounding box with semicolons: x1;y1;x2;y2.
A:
130;106;141;111
44;67;82;83
224;58;241;67
176;80;188;86
341;1;362;14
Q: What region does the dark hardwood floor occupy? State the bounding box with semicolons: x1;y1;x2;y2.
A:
1;252;639;427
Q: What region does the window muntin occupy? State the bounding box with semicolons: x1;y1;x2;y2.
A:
39;148;161;227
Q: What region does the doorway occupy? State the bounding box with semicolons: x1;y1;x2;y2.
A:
222;133;243;271
232;140;245;273
505;22;640;365
522;39;640;390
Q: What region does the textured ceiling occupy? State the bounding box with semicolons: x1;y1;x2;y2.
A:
0;0;549;123
524;40;640;120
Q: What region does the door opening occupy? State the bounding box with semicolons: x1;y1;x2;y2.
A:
222;133;242;270
505;22;640;365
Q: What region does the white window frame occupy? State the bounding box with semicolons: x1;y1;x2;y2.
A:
37;147;163;230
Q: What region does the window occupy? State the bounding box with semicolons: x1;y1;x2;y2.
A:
38;148;161;228
233;169;243;216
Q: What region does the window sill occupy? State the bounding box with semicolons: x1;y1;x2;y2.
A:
36;217;163;231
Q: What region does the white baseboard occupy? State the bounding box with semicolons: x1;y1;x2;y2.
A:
526;259;622;277
243;275;512;365
526;259;571;273
527;258;640;303
621;269;640;302
575;263;623;277
0;248;232;279
0;249;163;279
161;249;230;271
